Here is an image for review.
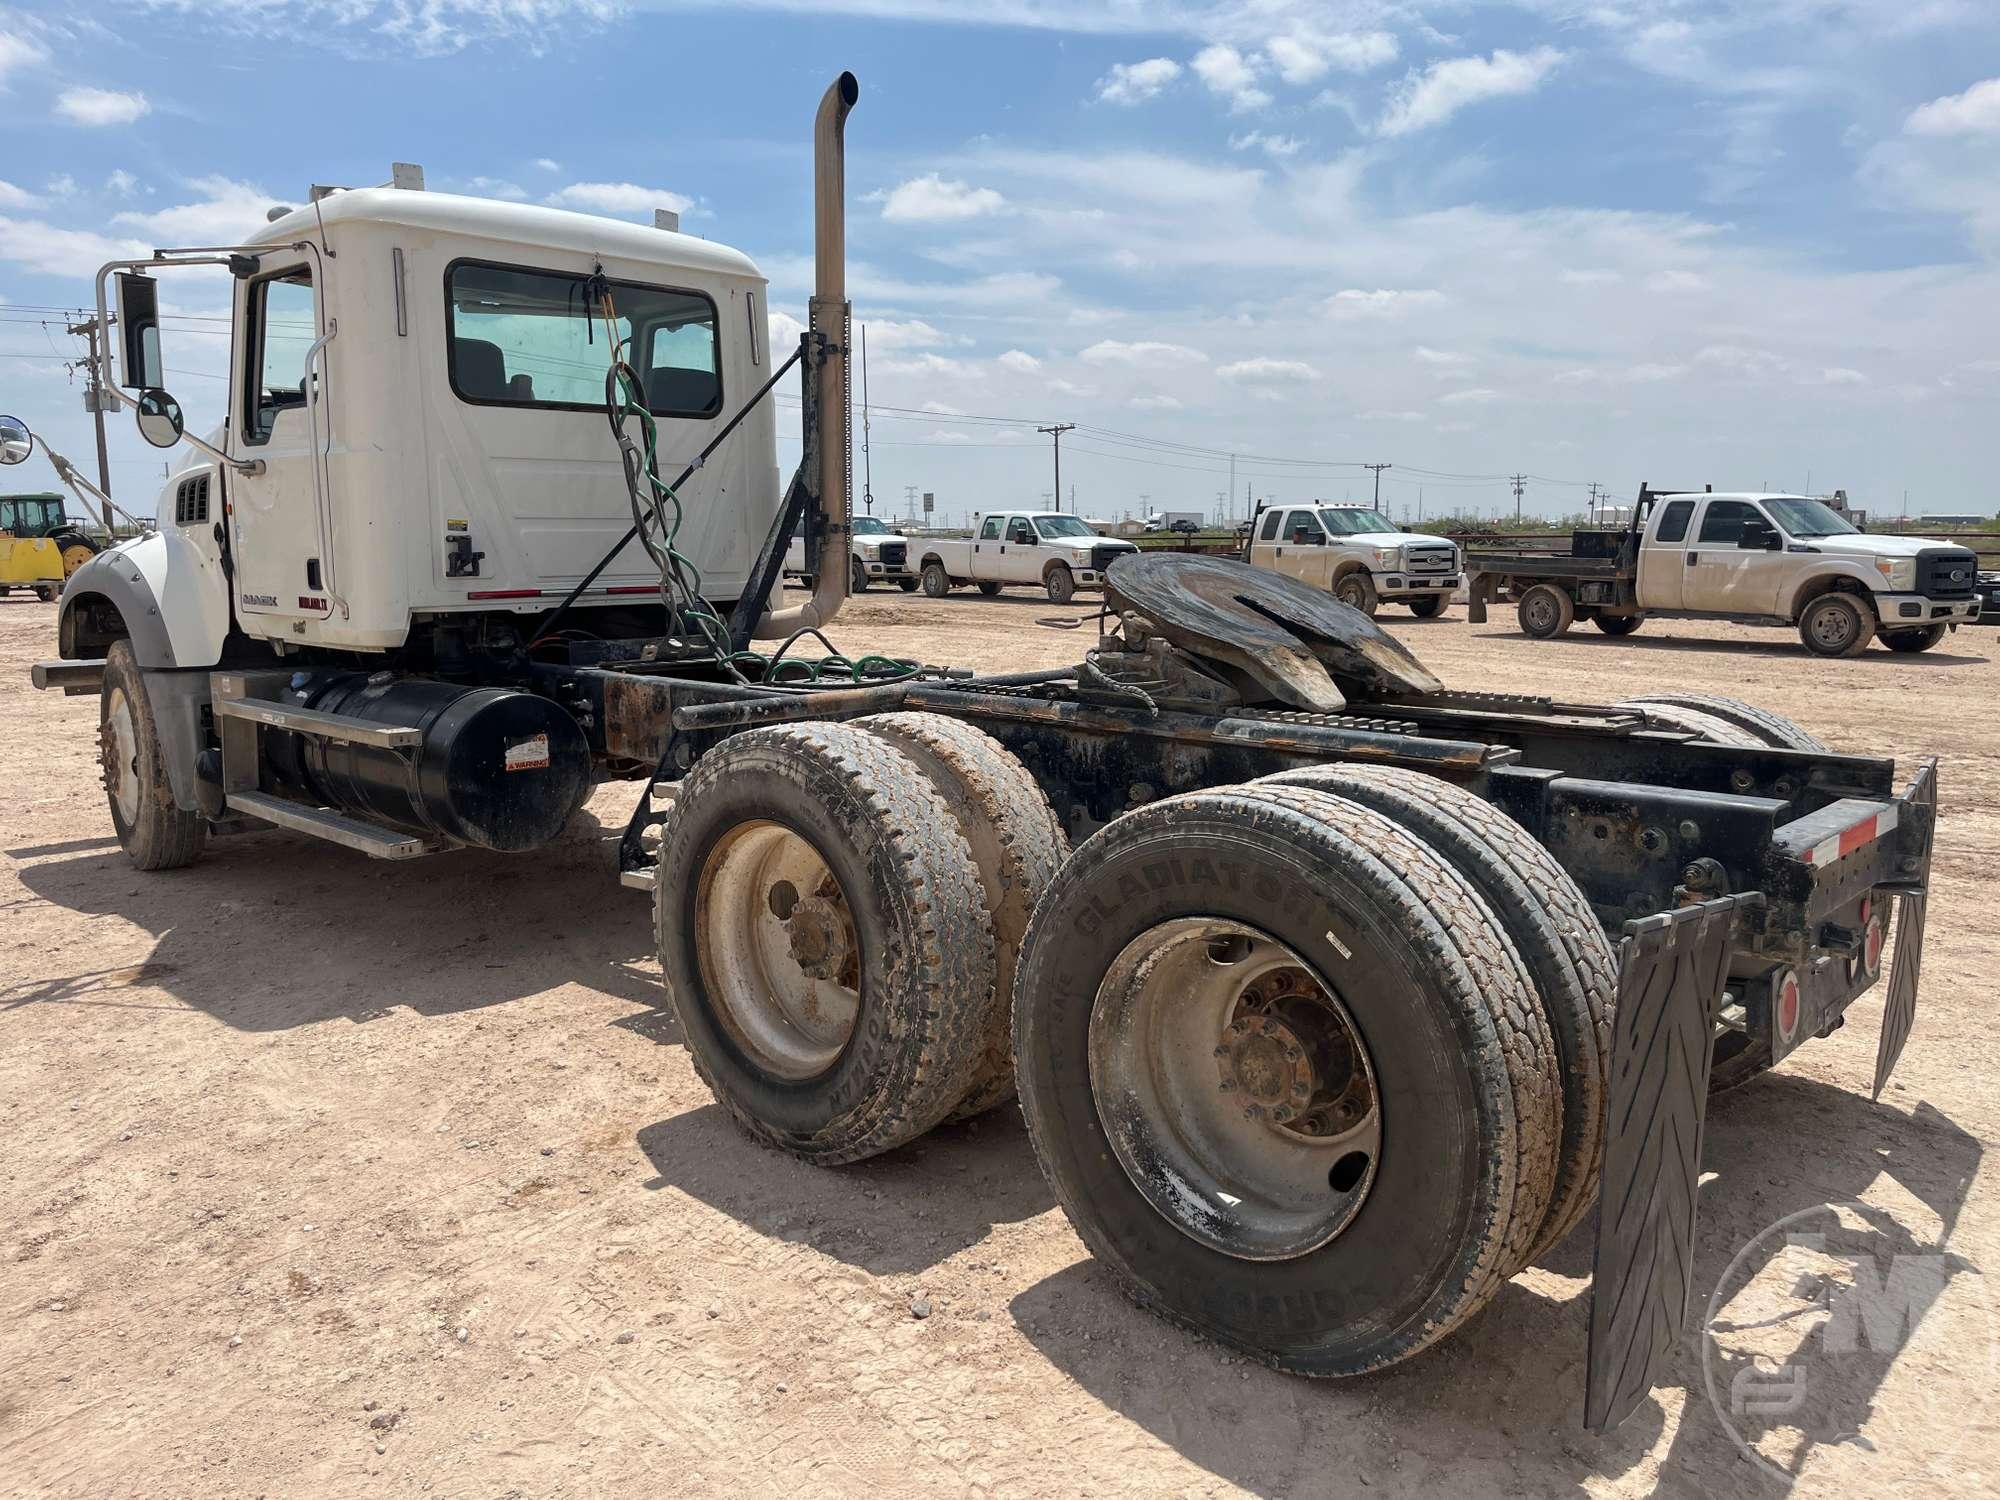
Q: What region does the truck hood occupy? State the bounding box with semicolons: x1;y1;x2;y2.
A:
1353;531;1454;550
1805;534;1973;560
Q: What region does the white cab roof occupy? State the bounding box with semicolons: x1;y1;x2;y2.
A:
250;188;764;282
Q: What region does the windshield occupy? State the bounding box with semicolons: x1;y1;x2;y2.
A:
1035;515;1096;539
853;517;892;536
1317;508;1397;537
1763;498;1859;538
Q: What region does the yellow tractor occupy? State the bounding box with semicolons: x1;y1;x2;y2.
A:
0;528;63;601
1;492;100;579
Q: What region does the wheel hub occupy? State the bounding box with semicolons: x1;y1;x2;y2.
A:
785;893;852;981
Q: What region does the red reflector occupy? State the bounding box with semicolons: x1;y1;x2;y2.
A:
466;589;544;600
1776;971;1802;1044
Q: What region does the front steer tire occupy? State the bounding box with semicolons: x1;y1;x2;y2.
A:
1332;572;1379;618
1013;784;1559;1376
656;723;997;1164
1406;594;1448;619
1044;564;1076;604
100;640;207;872
1798;592;1874;657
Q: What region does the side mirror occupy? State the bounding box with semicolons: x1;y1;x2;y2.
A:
116;273;164;390
0;413;31;465
134;388;185;449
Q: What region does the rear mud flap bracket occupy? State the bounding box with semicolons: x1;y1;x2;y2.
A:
1585;890;1764;1432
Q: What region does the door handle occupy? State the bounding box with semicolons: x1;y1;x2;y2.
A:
1686;552;1698;566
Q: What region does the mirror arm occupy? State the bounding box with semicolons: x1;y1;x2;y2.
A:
37;437;152;532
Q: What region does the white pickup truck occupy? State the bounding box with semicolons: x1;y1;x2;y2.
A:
1465;489;1983;655
914;510;1138;603
1243;502;1461;617
784;513;916;592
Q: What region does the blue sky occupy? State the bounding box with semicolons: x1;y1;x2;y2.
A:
3;0;1997;525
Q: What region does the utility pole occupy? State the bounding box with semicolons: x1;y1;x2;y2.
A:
1510;473;1526;523
1228;454;1236;519
67;315;115;528
902;484;918;525
1037;423;1075;511
859;323;874;515
1364;462;1391;511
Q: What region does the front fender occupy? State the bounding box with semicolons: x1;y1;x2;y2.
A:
60;530;229;670
1785;562;1881;622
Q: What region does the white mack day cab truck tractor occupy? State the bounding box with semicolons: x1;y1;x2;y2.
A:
913;508;1137;602
9;73;1942;1431
1464;486;1982;655
1243;500;1462;618
785;511;916;593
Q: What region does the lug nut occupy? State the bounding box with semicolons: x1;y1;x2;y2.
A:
1272;1105;1296;1123
1242;1104;1264;1121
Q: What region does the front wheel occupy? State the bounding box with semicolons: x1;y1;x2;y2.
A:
849;556;869;594
34;584;57;603
1044;564;1076;604
920;561;951;598
100;640;207;871
897;577;919;593
1332;572;1379;617
1406;594;1448;619
1516;583;1575;639
1881;624;1947;653
1798;593;1874;657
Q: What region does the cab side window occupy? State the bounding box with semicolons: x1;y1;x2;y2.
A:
1006;518;1035;545
1697;500;1761;545
1654;499;1695;543
1289;510;1326;543
979;516;1002;541
243;268;316;446
1258;509;1283;542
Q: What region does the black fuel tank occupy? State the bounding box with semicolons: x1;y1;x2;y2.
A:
263;672;592;853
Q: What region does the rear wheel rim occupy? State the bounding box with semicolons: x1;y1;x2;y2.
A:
1088;918;1382;1262
101;687;141;826
695;821;861;1080
1524;591;1557;633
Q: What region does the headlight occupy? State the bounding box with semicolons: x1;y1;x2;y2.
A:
1371;547;1398;566
1875;557;1916;590
858;541;882;555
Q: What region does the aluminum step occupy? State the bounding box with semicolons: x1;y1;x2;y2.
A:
227;790;431;859
214;696;422;748
619;866;658;893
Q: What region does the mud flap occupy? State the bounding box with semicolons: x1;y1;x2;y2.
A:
1872;890;1927;1101
1584;892;1762;1432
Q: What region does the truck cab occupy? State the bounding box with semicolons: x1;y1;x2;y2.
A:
1245;502;1461;618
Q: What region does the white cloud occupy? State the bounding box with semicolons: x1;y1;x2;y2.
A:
1905;78;2000;137
1647;268;1709;292
878;352;982;380
1128;394;1183;410
0;180;40;211
1229;131;1304;158
997;348;1042;374
1192;44;1271;113
0;217;152;277
1356;409;1426;422
1096;57;1180;106
0;33;49;85
466;176;527;201
1560;268;1623;286
875;173;1005;223
1266;27;1397;86
1080;339;1207;365
1217;356;1321;383
546;182;694;217
768;308;806;354
867;318;956;351
112;176;279;243
1326;288;1445;318
104;170;140;196
1414;345;1473;367
56;87;152;127
532;157;561;172
1821;366;1868;384
1437;387;1501;405
1378;47;1565;137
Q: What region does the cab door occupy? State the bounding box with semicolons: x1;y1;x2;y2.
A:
228;260;333;625
1684;500;1779;613
1004;516;1042;582
1635;497;1695;609
971;514;1003;578
1274;509;1330;584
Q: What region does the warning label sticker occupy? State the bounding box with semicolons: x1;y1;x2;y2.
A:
504;733;551;772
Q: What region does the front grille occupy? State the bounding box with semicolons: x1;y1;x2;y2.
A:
1405;545;1456;574
174;473;210;526
878;542;907;567
1917;548;1979;598
1092;545;1130;572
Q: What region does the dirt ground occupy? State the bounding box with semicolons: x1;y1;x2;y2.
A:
4;583;1997;1498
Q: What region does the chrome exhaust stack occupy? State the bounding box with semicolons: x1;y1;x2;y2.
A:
756;70;858;639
